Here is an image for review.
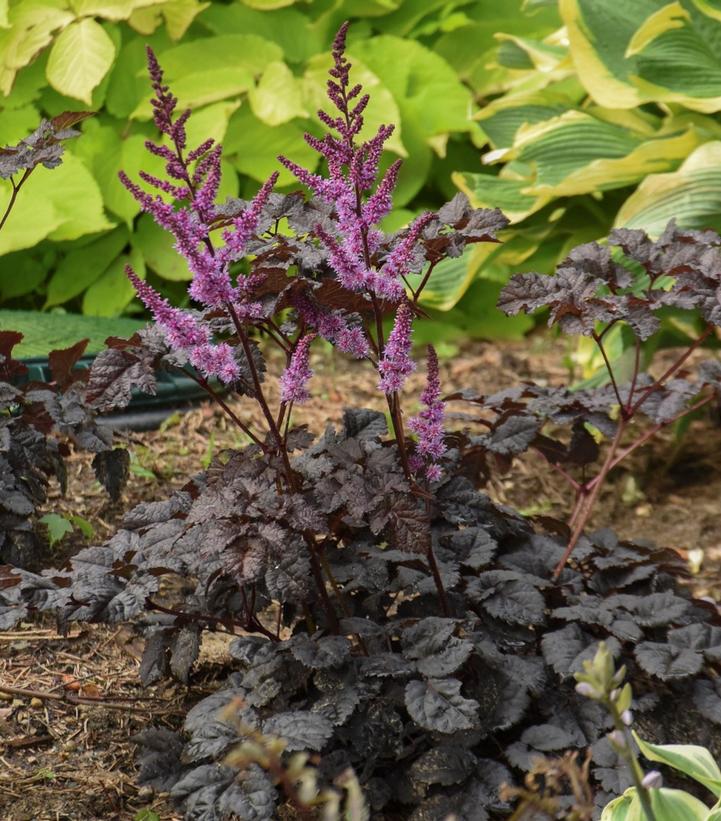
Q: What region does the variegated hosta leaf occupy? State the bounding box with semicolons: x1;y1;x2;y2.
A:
560;0;721;112
616;142;721;235
487;111;703;199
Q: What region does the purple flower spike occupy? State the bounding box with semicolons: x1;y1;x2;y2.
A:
217;172;279;266
189;342;240;384
378;301;415;394
281;334;316;404
126;266;208;350
382;212;434;280
408;345;447;481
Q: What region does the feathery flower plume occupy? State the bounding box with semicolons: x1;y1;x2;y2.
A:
125;267;208;350
293;294;369;359
408;345;446;481
378;301;415;394
188;342;240;384
280;334;316;403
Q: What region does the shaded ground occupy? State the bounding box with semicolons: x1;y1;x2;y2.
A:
2;335;721;819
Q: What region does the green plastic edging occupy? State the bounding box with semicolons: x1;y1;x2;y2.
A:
0;310;212;417
0;309;144;358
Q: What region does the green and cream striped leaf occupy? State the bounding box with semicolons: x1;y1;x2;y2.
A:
493;110;703;198
561;0;721;112
615;141;721;235
475;88;582;148
453;170;551;224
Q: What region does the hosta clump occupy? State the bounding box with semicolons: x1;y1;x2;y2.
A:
3;23;721;821
0;332;128;568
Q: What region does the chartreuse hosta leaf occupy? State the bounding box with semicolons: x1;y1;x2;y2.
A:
0;154;112;254
249;60;307;126
69;0;160;20
413;244;496;311
633;733;721;797
560;0;721;112
475;88;579;149
616;142;721;235
46;18;116;105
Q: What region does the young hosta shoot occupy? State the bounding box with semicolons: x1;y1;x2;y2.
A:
577;644;721;821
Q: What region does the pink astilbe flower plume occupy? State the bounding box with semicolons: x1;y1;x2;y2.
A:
188;342;240;384
293;293;370;359
280;334;316;404
378;301;415;394
125;266;208;350
408;345;447;481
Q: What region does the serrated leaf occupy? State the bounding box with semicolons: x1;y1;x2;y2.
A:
46;19;116;105
262;710;332;752
405;678;479;734
409;744;477;788
39;513;73;547
289;634;351;669
635;642;704;680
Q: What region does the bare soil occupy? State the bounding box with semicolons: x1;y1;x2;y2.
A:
2;335;721;820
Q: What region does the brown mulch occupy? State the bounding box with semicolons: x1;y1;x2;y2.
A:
2;335;721;819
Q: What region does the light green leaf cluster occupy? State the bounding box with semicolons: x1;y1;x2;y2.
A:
601;737;721;821
0;0;494;325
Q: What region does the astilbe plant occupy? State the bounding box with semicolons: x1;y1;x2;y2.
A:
2;25;721;821
0;112;129;567
446;226;721;577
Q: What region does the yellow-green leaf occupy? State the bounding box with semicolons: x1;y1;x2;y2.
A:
633;733;721;798
131;69;252;115
83;245;145;316
46;226;130;306
69;0;160;20
241;0;296;8
0;0;8;28
453;170;550;223
46;19;116;105
412;243;497;311
160;0;209;40
249;61;307;126
157;34;282;79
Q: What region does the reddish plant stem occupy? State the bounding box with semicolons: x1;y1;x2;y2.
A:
412;260;438;304
593;331;625;414
181;368;265;448
626;337;642;409
0;169;31;234
585;393;714;491
226;302;295;481
628;325;713;416
532;446;581;492
557;391;714;578
426;533;450;616
306;536;339;633
553;420;626;579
